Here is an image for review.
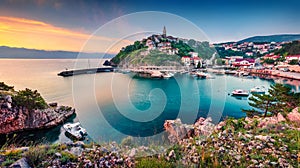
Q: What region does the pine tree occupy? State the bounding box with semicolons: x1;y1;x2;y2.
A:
243;83;296;117
243;93;276;117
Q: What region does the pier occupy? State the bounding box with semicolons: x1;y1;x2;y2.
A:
58;67;114;77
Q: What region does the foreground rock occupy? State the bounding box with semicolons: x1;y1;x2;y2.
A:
164;117;216;143
0;94;75;134
9;158;31;168
1;109;299;167
163;110;300;167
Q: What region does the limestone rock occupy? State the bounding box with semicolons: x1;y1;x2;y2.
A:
287;107;300;124
9;158;31;168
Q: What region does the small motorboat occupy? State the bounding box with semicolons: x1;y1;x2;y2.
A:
163;73;172;78
63;122;87;139
195;72;208;79
163;72;174;79
231;89;249;96
250;86;266;94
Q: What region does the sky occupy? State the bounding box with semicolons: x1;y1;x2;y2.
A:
0;0;299;53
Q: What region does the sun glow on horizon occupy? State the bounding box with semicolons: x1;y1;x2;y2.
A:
0;16;132;53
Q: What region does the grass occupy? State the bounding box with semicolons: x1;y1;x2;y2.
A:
60;151;77;164
24;146;48;167
136;157;175;168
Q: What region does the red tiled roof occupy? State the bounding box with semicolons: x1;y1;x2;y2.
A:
286;55;300;58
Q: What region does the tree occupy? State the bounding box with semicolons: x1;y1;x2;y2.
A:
268;84;296;114
243;93;276;117
216;58;224;65
289;59;299;65
12;88;48;110
243;84;297;117
196;62;201;69
263;59;275;65
0;82;14;91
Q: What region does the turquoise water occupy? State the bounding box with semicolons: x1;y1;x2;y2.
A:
0;59;299;145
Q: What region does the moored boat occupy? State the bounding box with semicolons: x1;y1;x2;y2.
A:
195;72;208;79
163;72;173;79
63;122;87;140
231;89;249;96
250;86;266;94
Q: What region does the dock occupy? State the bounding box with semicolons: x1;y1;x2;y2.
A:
57;67;114;77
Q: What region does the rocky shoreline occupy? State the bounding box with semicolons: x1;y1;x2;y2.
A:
0;94;75;135
1;108;299;167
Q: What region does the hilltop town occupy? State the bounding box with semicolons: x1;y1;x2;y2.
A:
110;27;300;74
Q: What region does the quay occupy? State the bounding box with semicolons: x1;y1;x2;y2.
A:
120;66;184;78
242;68;300;80
58;67;114;77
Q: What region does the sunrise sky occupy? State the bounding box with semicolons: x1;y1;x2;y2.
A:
0;0;299;53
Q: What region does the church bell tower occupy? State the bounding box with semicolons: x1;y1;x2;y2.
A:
163;26;166;37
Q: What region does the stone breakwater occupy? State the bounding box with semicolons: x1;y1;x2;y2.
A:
0;95;75;134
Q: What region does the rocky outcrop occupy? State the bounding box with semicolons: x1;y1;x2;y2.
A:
287;107;300;125
257;113;286;128
164;117;215;143
163;112;299;167
9;158;31;168
0;94;75;134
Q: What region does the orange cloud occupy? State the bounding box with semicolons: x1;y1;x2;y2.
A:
0;16;132;53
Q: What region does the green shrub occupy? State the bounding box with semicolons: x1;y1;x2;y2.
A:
1;158;15;166
12;88;48;110
60;151;77;164
25;146;48;167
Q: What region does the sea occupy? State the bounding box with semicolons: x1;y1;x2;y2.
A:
0;59;299;146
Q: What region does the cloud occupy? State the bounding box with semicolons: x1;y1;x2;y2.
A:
0;16;132;53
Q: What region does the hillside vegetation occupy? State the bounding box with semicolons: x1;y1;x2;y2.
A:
274;41;300;56
118;48;182;67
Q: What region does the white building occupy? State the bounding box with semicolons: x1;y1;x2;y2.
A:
181;56;191;66
189;52;199;58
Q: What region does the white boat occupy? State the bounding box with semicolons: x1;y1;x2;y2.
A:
150;70;163;78
63;122;87;139
250;86;266;94
195;72;208;79
163;73;173;78
231;89;249;96
225;70;237;75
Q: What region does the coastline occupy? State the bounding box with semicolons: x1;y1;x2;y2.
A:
242;68;300;80
0;92;75;135
2;108;299;167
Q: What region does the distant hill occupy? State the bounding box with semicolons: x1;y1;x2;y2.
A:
238;34;300;43
0;46;114;59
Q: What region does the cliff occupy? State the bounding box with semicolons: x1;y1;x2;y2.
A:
0;94;75;135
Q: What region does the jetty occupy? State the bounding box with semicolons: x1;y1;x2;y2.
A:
58;67;114;77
